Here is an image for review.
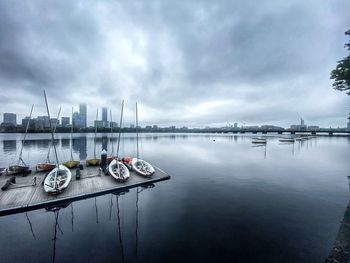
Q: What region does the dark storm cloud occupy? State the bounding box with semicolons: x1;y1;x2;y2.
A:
0;0;349;127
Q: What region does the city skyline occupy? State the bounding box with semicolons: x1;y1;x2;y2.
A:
0;1;349;128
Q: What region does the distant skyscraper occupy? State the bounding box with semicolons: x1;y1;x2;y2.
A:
3;113;16;126
102;107;108;128
73;111;83;128
61;117;70;127
79;103;87;128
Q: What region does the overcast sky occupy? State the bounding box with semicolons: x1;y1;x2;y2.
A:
0;0;349;128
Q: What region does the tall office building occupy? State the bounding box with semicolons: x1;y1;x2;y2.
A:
3;113;16;126
61;117;70;127
79;103;87;128
102;107;108;128
73;111;84;128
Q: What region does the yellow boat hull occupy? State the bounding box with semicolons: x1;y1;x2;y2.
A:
86;159;100;166
63;160;80;168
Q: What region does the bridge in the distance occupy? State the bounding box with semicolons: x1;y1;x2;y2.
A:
193;129;350;135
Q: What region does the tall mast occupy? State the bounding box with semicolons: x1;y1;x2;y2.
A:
70;107;74;161
136;102;139;160
46;106;61;163
110;110;114;156
44;90;60;189
18;104;34;165
116;100;124;158
94;108;98;159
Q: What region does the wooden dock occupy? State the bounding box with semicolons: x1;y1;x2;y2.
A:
0;165;170;216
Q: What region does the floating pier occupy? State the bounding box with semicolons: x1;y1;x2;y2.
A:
0;165;170;216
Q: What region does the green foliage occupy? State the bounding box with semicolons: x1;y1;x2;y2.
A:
330;30;350;95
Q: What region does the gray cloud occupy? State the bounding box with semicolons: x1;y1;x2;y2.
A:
0;0;349;127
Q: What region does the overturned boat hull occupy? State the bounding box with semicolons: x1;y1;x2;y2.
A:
63;160;80;169
36;163;56;172
86;159;100;166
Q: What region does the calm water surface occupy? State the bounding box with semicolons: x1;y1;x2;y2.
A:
0;133;349;263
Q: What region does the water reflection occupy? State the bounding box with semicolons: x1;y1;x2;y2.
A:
73;136;87;160
3;140;16;152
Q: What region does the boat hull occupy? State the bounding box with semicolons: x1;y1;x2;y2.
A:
8;165;30;175
36;163;56;172
63;160;80;169
108;159;130;182
44;165;72;195
131;158;155;177
86;159;100;166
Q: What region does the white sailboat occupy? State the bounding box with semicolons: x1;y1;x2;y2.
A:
108;100;130;182
42;90;71;195
131;102;155;177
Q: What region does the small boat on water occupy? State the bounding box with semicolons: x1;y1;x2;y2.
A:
42;90;72;195
63;107;80;169
44;165;72;194
295;136;308;141
252;137;267;144
8;104;34;175
279;137;295;143
131;102;155;177
108;100;130;182
86;109;100;166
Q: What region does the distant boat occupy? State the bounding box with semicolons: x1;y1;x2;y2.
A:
63;107;80;169
252;137;267;144
131;102;155;177
42;90;71;195
8;104;34;175
36;106;61;172
279;137;295;143
86;109;100;166
295;136;308;141
108;100;129;182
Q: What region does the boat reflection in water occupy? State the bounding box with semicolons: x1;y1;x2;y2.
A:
20;183;157;263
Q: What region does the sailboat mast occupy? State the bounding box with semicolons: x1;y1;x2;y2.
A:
70;107;74;161
18;104;34;165
43;90;60;169
46;106;61;163
94;108;98;159
136;102;139;160
110;110;114;156
116;100;124;158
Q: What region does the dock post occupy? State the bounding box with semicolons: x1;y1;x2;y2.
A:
101;149;107;174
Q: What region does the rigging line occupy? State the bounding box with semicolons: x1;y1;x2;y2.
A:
136;102;139;160
110;109;114;156
94;108;98;159
135;187;139;257
70;107;74;161
18;104;34;166
44;90;60;190
116;195;125;263
116;100;124;158
25;212;37;240
95;197;99;224
46;106;62;163
71;203;74;233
